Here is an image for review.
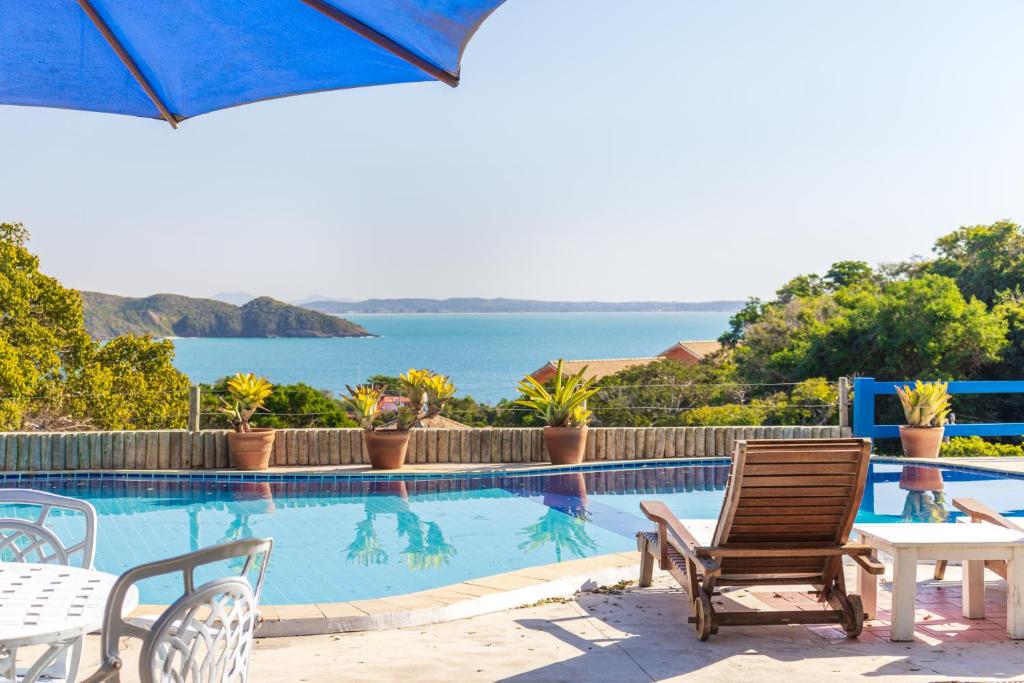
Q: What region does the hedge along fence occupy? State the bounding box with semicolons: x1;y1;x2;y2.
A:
0;426;851;471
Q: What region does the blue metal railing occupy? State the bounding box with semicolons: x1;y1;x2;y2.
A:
852;377;1024;439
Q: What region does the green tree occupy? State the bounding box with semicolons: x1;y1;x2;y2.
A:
720;297;763;347
824;260;873;290
931;220;1024;305
440;395;496;427
805;275;1006;379
733;275;1006;383
201;379;357;429
0;223;189;430
775;274;826;304
585;359;742;427
67;335;190;429
0;223;94;428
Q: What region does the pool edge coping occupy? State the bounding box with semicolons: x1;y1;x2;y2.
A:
129;551;642;638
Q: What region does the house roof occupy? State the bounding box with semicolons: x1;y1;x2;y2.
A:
659;340;722;359
380;413;471;430
416;414;471;429
530;358;659;382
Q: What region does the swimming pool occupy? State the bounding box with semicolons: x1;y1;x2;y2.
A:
2;460;1021;604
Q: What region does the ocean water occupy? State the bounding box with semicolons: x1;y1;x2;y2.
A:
171;312;732;402
4;462;1018;604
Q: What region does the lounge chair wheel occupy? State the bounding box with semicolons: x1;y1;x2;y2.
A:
693;591;713;641
843;594;864;638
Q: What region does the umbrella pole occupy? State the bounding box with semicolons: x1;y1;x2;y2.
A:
299;0;460;88
75;0;180;128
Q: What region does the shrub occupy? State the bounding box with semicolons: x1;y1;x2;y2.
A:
940;436;1024;457
679;404;765;426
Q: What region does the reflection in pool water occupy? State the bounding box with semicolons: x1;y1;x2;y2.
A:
345;482;458;571
1;460;1020;604
898;466;949;524
519;474;596;562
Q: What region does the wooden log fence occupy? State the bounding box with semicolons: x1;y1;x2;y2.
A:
0;426;850;471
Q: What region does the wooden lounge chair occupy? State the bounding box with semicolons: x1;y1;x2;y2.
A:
637;438;884;640
933;498;1023;581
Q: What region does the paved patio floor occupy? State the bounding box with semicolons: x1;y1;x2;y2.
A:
80;565;1024;682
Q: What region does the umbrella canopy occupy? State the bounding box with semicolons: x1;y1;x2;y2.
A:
0;0;506;127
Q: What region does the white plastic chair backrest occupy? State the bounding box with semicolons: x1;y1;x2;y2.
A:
0;488;97;568
89;538;273;683
142;577;257;683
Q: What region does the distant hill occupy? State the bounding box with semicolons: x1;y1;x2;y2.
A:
303;297;746;314
81;292;373;340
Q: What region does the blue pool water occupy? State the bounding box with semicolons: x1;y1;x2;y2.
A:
2;460;1021;604
171;312;733;403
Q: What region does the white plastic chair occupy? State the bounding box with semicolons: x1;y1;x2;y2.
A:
0;489;97;568
0;489;98;682
83;538;273;683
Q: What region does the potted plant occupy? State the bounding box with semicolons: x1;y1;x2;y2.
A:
515;359;601;465
895;380;951;459
342;369;456;470
220;373;275;471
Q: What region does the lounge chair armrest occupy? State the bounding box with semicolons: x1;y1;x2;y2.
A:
639;501;721;576
640;501;703;553
952;497;1024;532
840;544;876;556
849;553;886;575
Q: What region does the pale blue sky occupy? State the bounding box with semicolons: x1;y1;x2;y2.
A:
3;0;1024;302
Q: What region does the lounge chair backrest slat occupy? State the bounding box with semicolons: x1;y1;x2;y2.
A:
711;438;872;577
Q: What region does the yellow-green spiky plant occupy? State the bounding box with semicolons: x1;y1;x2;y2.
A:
367;370;458;431
895;380;951;428
515;360;601;428
341;384;385;430
423;373;456;417
219;373;273;433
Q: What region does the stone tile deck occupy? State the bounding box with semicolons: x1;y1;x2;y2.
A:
84;564;1024;682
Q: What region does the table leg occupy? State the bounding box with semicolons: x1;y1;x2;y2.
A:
890;547;918;642
0;645;17;683
858;553;878;620
962;559;986;619
1008;546;1024;639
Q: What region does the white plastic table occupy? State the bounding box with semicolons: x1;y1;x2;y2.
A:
0;562;138;683
852;522;1024;642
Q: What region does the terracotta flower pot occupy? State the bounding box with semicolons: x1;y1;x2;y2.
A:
227;428;276;471
543;426;588;465
364;430;410;470
898;425;944;459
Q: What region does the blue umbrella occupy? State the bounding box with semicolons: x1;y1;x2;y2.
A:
0;0;506;128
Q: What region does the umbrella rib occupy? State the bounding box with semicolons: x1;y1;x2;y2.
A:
299;0;459;87
75;0;180;128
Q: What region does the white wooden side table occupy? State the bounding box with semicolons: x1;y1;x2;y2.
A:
852;522;1024;642
0;562;138;682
